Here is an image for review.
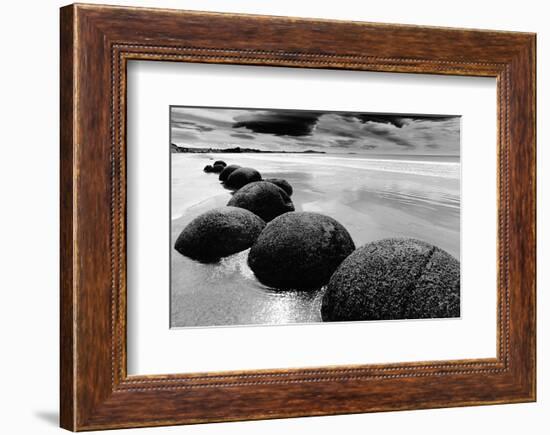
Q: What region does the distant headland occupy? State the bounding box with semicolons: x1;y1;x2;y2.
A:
171;144;325;154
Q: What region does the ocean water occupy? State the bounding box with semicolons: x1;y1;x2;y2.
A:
171;153;460;328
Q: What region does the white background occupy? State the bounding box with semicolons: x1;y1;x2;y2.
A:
0;0;546;434
127;62;497;374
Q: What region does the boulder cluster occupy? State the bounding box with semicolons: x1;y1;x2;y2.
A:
175;160;296;264
203;160;228;174
175;159;460;321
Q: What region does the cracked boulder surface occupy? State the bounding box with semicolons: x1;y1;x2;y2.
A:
321;238;460;321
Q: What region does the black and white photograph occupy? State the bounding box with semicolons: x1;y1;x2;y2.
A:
170;106;461;328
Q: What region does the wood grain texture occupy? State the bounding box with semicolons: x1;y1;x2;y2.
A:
60;4;75;431
60;3;536;431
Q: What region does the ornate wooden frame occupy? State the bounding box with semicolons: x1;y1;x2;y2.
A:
60;3;536;431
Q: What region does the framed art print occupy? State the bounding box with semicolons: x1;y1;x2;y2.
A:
168;105;461;329
60;4;536;431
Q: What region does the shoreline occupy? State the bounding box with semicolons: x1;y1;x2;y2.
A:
170;152;460;327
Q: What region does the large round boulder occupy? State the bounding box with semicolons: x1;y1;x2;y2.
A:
219;164;241;182
174;206;265;263
264;178;293;196
321;238;460;322
248;212;355;289
225;167;262;189
227;181;295;222
211;164;225;173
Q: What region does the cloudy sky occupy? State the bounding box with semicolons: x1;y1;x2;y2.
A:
170;106;460;156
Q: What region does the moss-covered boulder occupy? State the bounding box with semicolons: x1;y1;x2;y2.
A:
227;181;294;222
248;212;355;289
174;206;265;263
264;178;293;196
321;238;460;321
224;167;262;189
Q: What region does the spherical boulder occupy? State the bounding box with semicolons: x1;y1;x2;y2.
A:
248;212;355;289
224;167;262;189
227;181;295;222
321;238;460;322
211;164;225;173
174;206;265;263
219;164;241;182
264;178;293;196
214;160;227;167
203;165;214;173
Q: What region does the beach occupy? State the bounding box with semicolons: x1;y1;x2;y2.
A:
171;153;460;328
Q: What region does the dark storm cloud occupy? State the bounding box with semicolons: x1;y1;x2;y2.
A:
230;132;256;140
170;106;460;155
233;111;320;136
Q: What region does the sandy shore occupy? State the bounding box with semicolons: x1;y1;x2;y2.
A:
171;153;460;328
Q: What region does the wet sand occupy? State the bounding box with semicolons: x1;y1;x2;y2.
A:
171;153;460;328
